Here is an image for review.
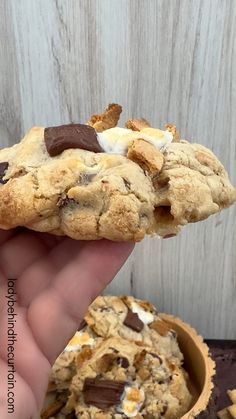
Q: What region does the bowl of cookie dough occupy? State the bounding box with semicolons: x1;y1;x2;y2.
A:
41;296;215;419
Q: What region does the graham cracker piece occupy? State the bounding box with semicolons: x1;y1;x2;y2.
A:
127;139;164;174
95;353;116;373
87;103;122;132
228;390;236;404
217;408;232;419
227;404;236;418
125;118;150;131
76;346;93;368
165;123;180;142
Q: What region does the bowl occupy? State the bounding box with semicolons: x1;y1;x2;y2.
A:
160;313;216;418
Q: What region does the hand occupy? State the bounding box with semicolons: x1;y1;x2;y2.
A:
0;228;134;418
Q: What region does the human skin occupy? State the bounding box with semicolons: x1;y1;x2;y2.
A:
0;228;134;418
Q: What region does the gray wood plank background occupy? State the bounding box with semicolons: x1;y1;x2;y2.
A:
0;0;235;338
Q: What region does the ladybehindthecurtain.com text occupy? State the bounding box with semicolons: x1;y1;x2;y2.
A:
5;278;18;413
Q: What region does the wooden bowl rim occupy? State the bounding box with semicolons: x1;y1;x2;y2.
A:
160;313;215;418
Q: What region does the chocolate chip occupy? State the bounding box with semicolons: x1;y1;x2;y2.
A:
40;400;65;419
109;347;119;354
117;357;130;368
162;403;168;415
170;329;177;338
123;178;131;190
155;176;170;188
78;319;87;330
149;353;163;364
57;197;77;208
0;162;9;184
82;377;126;409
100;306;110;312
123;309;144;332
44;124;103;157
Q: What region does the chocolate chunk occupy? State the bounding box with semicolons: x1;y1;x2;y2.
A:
123;309;144;332
83;377;126;409
0;162;9;184
117;357;130;368
44;124;103;157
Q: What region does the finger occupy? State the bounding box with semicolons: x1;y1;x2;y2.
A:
0;231;48;277
18;238;86;307
36;232;63;248
27;240;134;363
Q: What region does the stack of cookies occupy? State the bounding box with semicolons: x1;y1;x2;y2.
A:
41;296;195;419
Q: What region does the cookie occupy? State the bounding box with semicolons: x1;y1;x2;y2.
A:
66;337;192;418
48;326;101;392
85;296;183;365
0;104;235;241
